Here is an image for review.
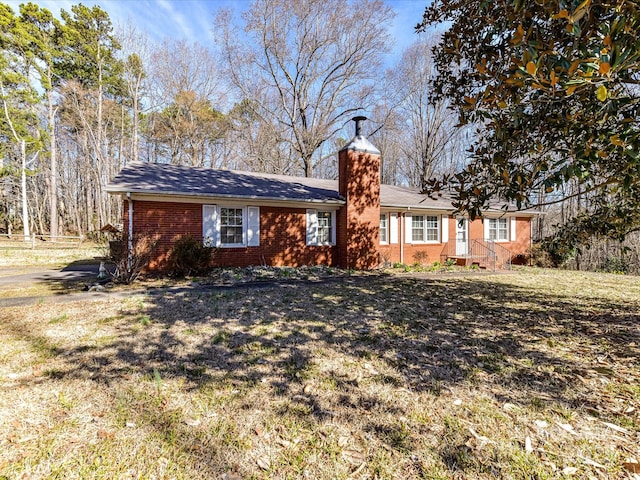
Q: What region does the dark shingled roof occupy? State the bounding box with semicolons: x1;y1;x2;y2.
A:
107;162;344;204
380;184;454;210
107;161;538;214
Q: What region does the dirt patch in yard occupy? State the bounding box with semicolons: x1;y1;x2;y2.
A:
1;269;639;478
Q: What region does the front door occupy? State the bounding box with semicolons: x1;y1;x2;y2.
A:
456;217;468;256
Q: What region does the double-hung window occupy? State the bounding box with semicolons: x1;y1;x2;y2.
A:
426;216;439;241
203;205;260;247
220;207;244;246
487;218;509;241
317;211;332;244
412;216;425;242
306;209;336;245
410;215;440;243
380;214;388;243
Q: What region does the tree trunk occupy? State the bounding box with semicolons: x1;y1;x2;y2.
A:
132;76;140;163
21;139;30;241
48;88;58;241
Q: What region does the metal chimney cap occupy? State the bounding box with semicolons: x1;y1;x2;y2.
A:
353;116;368;137
339;115;380;155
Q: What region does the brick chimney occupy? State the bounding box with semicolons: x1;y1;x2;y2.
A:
337;116;381;269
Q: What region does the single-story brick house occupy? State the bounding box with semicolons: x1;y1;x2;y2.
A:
107;117;537;271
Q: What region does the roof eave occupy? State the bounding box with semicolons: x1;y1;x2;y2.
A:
380;203;452;212
105;187;346;206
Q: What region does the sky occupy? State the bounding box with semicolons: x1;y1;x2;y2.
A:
4;0;427;67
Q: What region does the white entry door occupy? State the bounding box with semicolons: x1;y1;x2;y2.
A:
456;217;468;256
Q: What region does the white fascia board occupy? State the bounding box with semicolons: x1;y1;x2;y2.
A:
380;205;452;214
112;190;346;208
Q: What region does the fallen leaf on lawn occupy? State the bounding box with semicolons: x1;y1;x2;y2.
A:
563;466;578;475
184;418;201;427
97;429;114;440
256;455;271;470
338;436;350;448
363;363;379;375
556;422;577;435
342;449;365;465
276;438;293;448
503;403;518;411
125;422;136;428
254;426;263;437
221;473;242;480
625;406;635;414
468;427;494;447
525;435;533;453
602;421;628;434
453;399;463;406
303;384;313;394
534;420;548;429
623;459;640;473
582;458;605;469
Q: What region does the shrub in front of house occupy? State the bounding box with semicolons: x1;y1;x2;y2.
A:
110;234;159;284
167;234;216;277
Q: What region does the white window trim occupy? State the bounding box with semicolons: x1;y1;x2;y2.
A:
306;209;336;246
380;213;389;245
202;205;260;248
406;213;442;244
484;217;510;243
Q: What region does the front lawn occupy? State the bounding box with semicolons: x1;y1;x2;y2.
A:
1;269;638;478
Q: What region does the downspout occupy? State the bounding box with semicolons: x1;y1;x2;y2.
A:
127;192;133;270
400;212;404;264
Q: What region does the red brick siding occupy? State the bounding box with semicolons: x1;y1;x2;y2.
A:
229;206;337;268
377;213;532;265
338;148;380;269
511;217;532;263
468;218;485;243
122;200;532;271
125;201;337;271
123;200;201;270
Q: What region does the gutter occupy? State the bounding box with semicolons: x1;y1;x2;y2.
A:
381;204;541;217
106;188;346;207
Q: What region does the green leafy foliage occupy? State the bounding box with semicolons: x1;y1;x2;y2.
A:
58;4;123;94
167;234;216;277
0;4;43;145
418;0;640;247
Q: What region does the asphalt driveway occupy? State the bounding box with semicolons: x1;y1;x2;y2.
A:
0;263;104;307
0;263;100;286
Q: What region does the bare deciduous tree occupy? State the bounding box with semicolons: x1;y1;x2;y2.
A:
372;36;469;188
216;0;394;177
144;39;224;166
117;22;150;165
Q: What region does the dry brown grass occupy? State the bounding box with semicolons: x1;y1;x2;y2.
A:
1;268;639;479
0;244;103;268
